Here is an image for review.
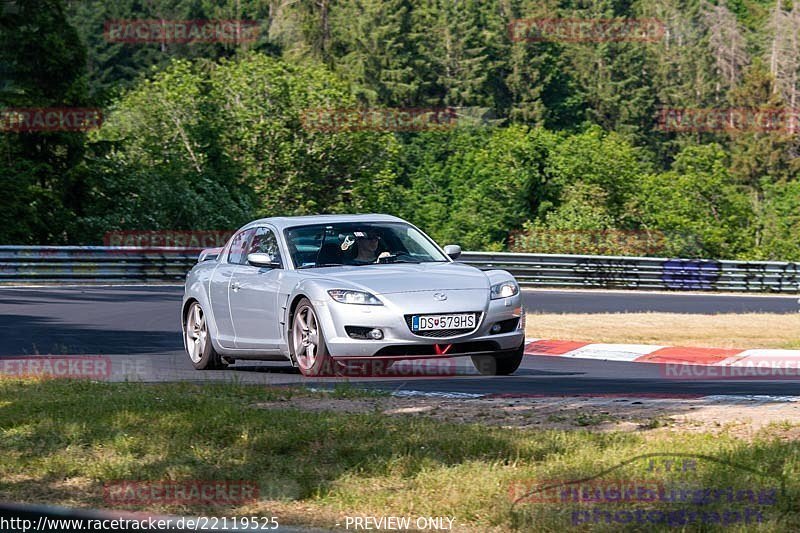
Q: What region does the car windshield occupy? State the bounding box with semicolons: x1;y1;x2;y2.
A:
285;222;449;268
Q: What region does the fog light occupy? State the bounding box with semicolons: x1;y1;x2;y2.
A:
491;324;502;333
369;328;384;340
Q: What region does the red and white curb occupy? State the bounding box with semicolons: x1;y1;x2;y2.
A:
524;339;800;367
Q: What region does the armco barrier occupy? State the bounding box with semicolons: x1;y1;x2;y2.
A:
0;247;798;292
457;253;799;293
0;246;197;282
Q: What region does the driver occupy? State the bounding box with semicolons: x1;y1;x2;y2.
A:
352;231;381;264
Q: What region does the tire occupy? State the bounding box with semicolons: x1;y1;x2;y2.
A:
290;298;336;377
185;301;228;370
471;343;524;376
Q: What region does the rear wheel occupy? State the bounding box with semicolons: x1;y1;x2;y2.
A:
185;301;228;370
471;343;524;376
290;298;336;377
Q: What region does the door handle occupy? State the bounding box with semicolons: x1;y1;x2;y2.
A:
231;282;241;292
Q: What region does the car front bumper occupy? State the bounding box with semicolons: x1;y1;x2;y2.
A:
311;289;525;358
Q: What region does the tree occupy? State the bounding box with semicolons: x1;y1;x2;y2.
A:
0;0;90;244
545;126;653;225
704;0;749;102
400;125;555;250
558;0;658;143
66;0;273;103
83;53;400;238
758;179;800;260
727;60;799;253
502;0;583;128
82;59;254;237
331;0;420;105
766;0;800;131
208;53;400;215
633;144;754;258
412;0;498;108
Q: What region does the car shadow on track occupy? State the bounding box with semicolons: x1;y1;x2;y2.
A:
0;314;181;356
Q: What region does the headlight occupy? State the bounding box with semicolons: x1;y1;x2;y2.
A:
490;280;519;299
328;289;383;305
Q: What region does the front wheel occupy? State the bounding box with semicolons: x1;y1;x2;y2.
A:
471;343;524;376
290;298;336;377
185;301;227;370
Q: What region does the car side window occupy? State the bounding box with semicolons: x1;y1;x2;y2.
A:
249;227;282;264
227;229;255;265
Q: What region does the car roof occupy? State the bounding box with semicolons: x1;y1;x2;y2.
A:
242;213;407;232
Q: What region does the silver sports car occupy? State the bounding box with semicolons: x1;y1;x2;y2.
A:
181;214;525;377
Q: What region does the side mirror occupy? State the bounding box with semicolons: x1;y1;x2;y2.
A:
443;244;462;260
247;253;282;269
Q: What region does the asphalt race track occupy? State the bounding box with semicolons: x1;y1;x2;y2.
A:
1;285;799;397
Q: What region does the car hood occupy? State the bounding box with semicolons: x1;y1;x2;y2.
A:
301;262;489;294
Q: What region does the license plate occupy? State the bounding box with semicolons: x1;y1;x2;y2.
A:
412;313;476;331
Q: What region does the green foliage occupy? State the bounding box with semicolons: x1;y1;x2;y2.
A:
65;0;273;103
80;59;253;237
4;0;800;261
399;125;555;250
632;144;755;258
80;53;400;239
206;54;400;216
0;0;90;244
545;126;653;224
331;0;421;105
757;180;800;260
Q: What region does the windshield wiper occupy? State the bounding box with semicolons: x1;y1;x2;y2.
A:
297;263;345;269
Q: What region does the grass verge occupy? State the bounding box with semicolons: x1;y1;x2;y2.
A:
526;312;800;349
0;380;799;531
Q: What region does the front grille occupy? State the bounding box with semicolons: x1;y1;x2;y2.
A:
375;341;499;357
404;312;481;338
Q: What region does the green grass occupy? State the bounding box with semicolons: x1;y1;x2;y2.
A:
573;412;618;427
1;380;799;531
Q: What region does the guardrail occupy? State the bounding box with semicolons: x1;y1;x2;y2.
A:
0;246;798;293
0;246;196;282
459;253;800;293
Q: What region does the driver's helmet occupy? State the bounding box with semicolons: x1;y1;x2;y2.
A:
340;230;380;252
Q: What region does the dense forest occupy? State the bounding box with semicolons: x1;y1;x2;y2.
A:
1;0;799;259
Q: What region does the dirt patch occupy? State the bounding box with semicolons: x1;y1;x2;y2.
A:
253;394;800;438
